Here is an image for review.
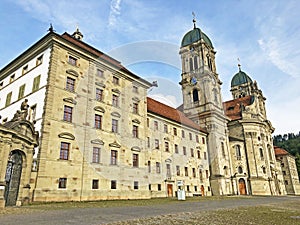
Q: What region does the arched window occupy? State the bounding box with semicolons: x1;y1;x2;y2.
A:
194;56;198;70
236;145;241;160
238;166;243;174
192;89;199;102
189;58;194;71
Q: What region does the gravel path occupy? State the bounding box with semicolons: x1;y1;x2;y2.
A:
0;196;299;225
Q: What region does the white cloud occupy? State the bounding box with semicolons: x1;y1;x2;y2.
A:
109;0;122;28
148;94;180;108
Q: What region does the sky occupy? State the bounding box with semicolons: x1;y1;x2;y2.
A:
0;0;299;135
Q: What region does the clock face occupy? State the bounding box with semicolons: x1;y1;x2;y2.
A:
191;77;197;85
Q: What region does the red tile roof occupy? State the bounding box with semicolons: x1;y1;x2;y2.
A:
61;33;151;86
147;97;207;133
223;95;253;120
274;146;289;156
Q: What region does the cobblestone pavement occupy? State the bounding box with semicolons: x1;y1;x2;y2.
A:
0;196;299;225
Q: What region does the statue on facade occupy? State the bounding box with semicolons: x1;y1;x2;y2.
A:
11;99;29;121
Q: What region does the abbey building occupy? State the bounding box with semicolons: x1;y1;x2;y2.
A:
0;22;299;206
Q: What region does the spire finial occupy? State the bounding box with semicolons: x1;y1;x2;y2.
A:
192;12;196;29
237;58;241;71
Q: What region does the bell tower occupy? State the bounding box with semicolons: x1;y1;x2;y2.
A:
179;17;233;195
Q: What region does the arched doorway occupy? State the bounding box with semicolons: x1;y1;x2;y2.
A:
201;185;205;196
238;178;247;195
4;151;23;206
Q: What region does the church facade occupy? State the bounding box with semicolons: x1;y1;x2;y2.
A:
0;21;299;205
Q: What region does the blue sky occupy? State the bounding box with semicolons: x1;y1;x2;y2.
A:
0;0;300;135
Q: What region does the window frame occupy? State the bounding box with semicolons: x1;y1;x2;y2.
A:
60;142;70;160
92;147;100;163
63;105;73;122
111;150;118;165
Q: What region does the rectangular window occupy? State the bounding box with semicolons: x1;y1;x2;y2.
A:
199;169;203;181
133;125;138;138
191;148;194;157
66;77;75;92
28;105;37;122
259;148;264;160
111;150;118;165
112;76;119;85
197;150;201;159
202;137;205;144
95;114;102;129
63;105;73;122
196;135;199;143
185;167;188;176
155;139;159;149
32;75;41;92
97;69;103;77
164;124;168;133
133;102;138;114
18;84;26;99
147;118;149;127
158;184;161;191
5;92;12;107
173;127;177;136
132;85;138;93
204;152;207;160
187;185;190;192
149;184;151;190
192;168;196;178
58;178;67;189
156;162;161;173
206;170;209;179
195;186;198;192
112;94;119;107
112;119;118;133
148;161;151;173
189;133;192;140
175;144;179;154
147;137;150;148
176;165;180;176
133;153;139;167
96;88;103;101
22;65;28;74
92;179;99;189
111;180;117;189
182;130;185;138
36;55;43;66
68;56;77;66
134;181;139;190
154;121;158;130
165;142;169;152
183;146;187;155
221;142;226;158
92;147;100;163
166;164;171;177
60;142;70;160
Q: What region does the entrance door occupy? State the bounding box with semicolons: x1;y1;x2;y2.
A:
4;151;23;206
167;184;173;197
201;185;205;196
238;178;247;195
